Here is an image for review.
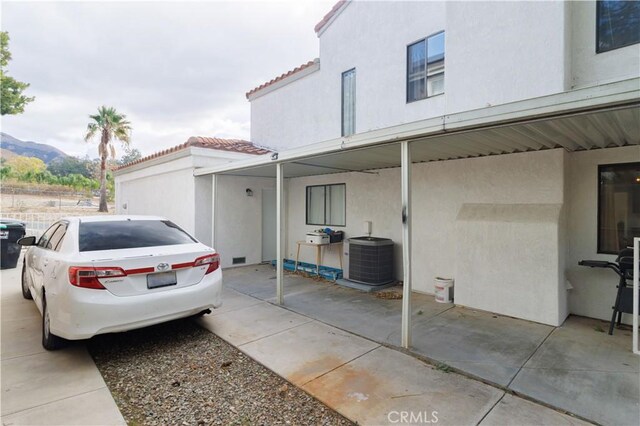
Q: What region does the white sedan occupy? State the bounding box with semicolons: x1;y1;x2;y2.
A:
19;215;222;350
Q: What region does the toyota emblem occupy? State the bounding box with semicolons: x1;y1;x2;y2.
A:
157;262;170;272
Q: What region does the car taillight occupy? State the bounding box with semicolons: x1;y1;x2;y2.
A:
193;253;220;275
68;267;126;289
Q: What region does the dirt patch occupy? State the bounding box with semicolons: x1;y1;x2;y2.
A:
374;286;403;300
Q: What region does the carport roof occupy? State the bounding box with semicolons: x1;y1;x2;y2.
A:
194;78;640;179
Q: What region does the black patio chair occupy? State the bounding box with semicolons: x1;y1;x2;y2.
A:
579;248;636;335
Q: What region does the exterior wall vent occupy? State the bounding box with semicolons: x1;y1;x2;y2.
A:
232;257;246;265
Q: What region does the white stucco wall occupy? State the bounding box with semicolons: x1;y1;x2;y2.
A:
213;175;276;269
194;175;213;246
445;0;568;113
250;70;331;151
116;155;197;233
286;149;568;325
287;168;403;276
570;1;640;89
455;203;565;326
565;145;640;324
249;0;596;151
213;145;636;325
115;149;265;242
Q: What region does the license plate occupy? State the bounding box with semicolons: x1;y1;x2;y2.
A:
147;271;177;289
0;231;8;239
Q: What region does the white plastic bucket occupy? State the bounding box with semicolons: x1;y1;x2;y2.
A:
434;277;454;303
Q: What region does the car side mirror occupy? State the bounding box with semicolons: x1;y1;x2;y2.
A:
18;236;37;246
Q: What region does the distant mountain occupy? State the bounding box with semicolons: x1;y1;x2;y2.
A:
0;132;68;164
0;148;19;162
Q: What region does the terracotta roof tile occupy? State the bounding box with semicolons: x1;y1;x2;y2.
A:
116;136;270;171
314;0;348;33
245;59;318;99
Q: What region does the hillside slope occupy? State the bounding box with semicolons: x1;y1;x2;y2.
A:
0;132;68;164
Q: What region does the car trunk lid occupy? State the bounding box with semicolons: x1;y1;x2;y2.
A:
76;244;216;297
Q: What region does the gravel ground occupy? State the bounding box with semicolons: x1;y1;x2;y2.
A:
88;318;353;426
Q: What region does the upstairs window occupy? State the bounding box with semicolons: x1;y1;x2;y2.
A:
342;69;356;137
407;31;444;103
597;0;640;53
306;184;346;227
598;162;640;254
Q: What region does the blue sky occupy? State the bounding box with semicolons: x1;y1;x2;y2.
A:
1;0;332;158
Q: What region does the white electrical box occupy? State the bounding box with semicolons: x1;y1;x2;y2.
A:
306;233;329;244
363;221;372;236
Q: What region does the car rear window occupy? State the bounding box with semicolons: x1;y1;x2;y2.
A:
79;220;197;252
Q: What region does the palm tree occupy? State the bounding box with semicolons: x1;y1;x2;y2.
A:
84;106;131;212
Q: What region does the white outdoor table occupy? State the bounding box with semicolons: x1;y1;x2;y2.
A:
295;241;343;276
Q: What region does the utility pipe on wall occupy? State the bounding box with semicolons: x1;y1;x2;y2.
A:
401;141;412;348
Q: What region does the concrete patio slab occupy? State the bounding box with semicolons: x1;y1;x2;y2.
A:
303;345;504;426
213;265;638;425
1;346;111;416
198;301;312;345
479;394;591;426
1;317;45;360
0;388;125;426
274;282;452;346
0;260;125;425
1;297;41;322
225;265;321;300
208;287;262;316
410;306;553;386
240;320;380;386
510;316;640;426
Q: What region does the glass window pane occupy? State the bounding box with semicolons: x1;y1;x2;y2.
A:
342;69;356;136
598;162;640;253
48;224;67;251
307;186;326;225
408;79;426;102
408;40;426;75
598;0;640;52
427;72;444;96
326;184;346;226
79;220;196;252
407;40;426;102
38;224;60;248
427;32;445;63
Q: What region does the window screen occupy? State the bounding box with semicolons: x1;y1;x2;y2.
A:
342;69;356;137
598;162;640;254
597;0;640;53
79;220;197;252
306;184;346;226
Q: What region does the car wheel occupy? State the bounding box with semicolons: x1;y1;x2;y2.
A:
42;295;65;350
21;264;32;300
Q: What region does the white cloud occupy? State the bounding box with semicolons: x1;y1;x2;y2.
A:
0;0;333;158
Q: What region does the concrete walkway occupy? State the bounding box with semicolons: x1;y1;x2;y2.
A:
198;286;590;426
0;262;125;426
